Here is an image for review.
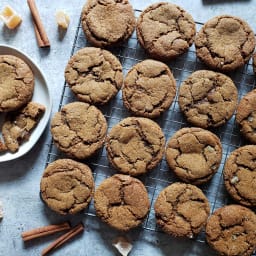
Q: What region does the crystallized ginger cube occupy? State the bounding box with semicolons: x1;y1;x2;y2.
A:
0;6;22;29
55;10;70;29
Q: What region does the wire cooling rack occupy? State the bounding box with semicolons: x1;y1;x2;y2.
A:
45;10;256;253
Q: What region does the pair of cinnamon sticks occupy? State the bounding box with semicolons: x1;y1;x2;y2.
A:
21;222;84;256
27;0;50;48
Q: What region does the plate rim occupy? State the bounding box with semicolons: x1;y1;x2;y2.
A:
0;44;52;163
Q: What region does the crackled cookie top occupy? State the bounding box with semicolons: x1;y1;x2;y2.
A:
2;102;45;153
206;205;256;256
51;102;107;159
106;117;165;176
166;127;222;185
236;89;256;144
40;159;94;215
0;55;34;112
94;174;150;231
223;145;256;207
154;182;210;238
178;70;238;128
195;15;256;71
65;47;123;105
136;2;196;60
81;0;136;47
122;59;176;118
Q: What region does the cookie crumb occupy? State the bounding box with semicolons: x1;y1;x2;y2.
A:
112;236;133;256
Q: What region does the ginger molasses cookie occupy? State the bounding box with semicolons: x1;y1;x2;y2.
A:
81;0;136;47
154;182;210;238
223;145;256;207
195;15;256;72
236;89;256;144
65;47;123;105
40;159;94;215
106;117;165;176
0;55;34;112
94;174;150;231
136;2;196;61
206;205;256;256
2;102;45;153
178;70;238;128
51;102;107;159
122;59;176;118
166;127;222;185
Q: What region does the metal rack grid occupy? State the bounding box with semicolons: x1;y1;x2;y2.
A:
45;10;256;253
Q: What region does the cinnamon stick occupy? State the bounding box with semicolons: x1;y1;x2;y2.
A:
41;223;84;256
21;222;71;242
27;0;50;47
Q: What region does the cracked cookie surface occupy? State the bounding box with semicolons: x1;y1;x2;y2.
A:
236;89;256;144
65;47;123;105
51;102;107;159
165;127;222;185
223;145;256;207
136;2;196;60
0;55;34;112
154;182;210;238
40;159;94;215
2;102;45;153
178;70;238;128
81;0;136;47
94;174;150;231
106;117;165;176
195;15;256;72
206;205;256;256
122;59;176;118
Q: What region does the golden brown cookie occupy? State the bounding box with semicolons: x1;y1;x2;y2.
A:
81;0;136;47
195;15;256;72
40;159;94;215
165;127;222;185
206;205;256;256
0;55;34;112
178;70;238;128
94;174;150;231
122;59;176;118
106;117;165;176
2;102;45;153
136;2;196;60
154;182;210;238
236;89;256;144
0;140;7;153
223;145;256;207
51;102;107;159
65;47;123;105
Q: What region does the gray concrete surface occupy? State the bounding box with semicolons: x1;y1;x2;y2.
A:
0;1;255;255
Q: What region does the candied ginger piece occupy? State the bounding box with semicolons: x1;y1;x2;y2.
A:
55;10;70;29
0;6;22;29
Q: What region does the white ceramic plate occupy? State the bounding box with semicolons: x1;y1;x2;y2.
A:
0;45;52;162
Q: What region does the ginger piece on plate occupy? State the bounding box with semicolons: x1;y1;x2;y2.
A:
112;236;133;256
55;10;70;29
0;6;22;29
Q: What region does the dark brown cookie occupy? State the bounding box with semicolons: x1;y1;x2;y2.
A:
106;117;165;176
195;15;256;72
51;102;107;159
206;205;256;256
136;2;196;60
165;127;222;185
81;0;136;47
178;70;238;128
94;174;150;231
223;145;256;207
40;159;94;215
122;59;176;118
0;55;34;112
154;182;210;238
65;47;123;105
236;89;256;144
2;102;45;153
